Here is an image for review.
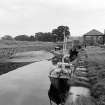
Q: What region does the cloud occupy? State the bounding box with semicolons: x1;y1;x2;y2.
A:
0;0;105;36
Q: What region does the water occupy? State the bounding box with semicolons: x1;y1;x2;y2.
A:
0;60;53;105
0;62;31;75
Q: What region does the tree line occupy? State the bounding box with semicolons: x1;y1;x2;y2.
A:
1;25;70;42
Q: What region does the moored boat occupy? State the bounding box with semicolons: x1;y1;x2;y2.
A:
48;62;74;88
48;28;73;88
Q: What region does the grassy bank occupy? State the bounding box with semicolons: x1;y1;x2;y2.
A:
86;46;105;104
0;40;57;61
0;40;57;75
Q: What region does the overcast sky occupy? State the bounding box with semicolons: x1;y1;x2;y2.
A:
0;0;105;37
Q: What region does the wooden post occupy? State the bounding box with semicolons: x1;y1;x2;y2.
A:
83;35;86;47
103;29;105;44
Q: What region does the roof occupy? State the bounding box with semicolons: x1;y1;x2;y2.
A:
84;29;104;36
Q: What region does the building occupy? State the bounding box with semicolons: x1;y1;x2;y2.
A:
83;29;105;46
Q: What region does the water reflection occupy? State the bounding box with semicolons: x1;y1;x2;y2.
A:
0;62;32;75
48;78;70;105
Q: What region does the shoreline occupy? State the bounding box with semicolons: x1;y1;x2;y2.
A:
0;50;54;76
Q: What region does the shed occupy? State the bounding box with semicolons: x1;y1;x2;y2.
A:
83;29;105;46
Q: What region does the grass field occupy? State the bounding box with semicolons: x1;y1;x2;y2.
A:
86;46;105;104
0;40;58;61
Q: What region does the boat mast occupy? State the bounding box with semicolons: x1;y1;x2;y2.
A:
62;28;67;69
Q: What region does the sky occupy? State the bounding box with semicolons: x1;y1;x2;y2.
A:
0;0;105;37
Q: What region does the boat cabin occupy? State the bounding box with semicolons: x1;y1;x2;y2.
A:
49;62;74;79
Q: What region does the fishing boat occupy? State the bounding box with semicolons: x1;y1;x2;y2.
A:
48;29;74;89
49;62;74;88
48;29;75;105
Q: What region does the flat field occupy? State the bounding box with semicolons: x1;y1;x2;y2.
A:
0;40;57;60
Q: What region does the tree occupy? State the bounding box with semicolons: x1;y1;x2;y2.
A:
35;32;44;41
1;35;13;40
29;35;35;41
35;32;56;42
14;35;30;41
97;36;104;44
52;26;70;41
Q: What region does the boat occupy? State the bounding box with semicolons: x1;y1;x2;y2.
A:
48;29;74;88
48;62;74;88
